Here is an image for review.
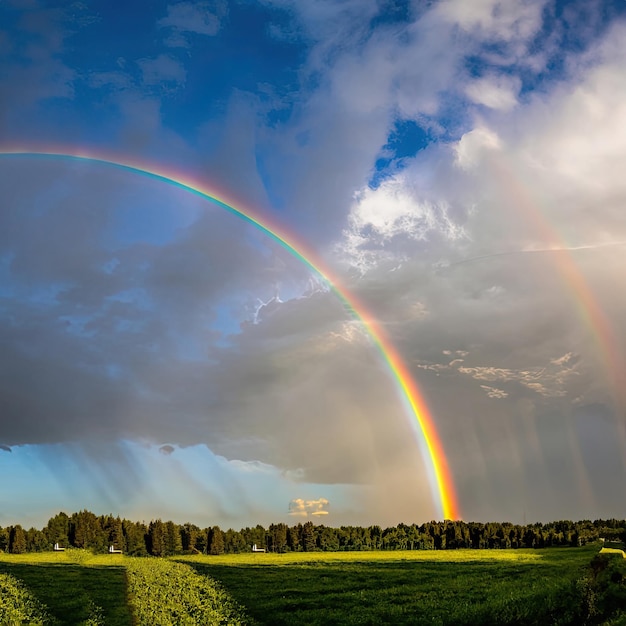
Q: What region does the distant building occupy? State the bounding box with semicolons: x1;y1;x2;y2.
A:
109;544;122;554
53;543;65;551
252;543;266;553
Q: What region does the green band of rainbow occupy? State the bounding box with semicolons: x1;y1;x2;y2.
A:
0;148;461;520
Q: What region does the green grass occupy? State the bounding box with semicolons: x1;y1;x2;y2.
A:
125;557;248;625
0;551;132;626
179;547;598;626
0;572;51;625
0;546;608;625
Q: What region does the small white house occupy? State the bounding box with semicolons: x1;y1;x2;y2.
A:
108;544;122;554
252;543;266;553
53;543;65;552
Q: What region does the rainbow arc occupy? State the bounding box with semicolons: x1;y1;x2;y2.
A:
0;148;461;520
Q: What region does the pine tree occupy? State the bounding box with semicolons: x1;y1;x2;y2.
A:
165;521;183;556
148;520;167;556
208;526;225;555
9;525;26;554
302;521;316;552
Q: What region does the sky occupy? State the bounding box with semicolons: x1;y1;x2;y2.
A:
1;0;626;530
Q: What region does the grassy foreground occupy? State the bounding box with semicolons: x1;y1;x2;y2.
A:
1;545;624;625
180;546;600;625
0;551;248;625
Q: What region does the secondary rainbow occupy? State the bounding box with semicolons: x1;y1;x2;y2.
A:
0;147;461;520
489;155;626;418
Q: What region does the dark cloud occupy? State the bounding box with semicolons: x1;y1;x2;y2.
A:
1;0;626;526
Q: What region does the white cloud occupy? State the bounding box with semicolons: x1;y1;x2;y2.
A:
436;0;546;44
158;1;226;44
466;74;521;110
458;362;578;398
288;497;330;517
339;175;466;271
480;385;509;399
454;127;501;169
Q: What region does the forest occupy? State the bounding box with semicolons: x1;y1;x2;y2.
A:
2;512;625;556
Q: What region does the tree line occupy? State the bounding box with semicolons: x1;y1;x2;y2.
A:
1;511;624;556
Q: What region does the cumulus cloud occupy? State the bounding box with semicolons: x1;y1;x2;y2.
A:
2;0;626;526
288;498;330;517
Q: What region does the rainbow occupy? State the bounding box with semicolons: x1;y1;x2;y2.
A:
487;155;626;472
0;147;461;520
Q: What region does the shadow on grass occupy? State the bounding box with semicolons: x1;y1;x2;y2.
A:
0;562;133;626
186;556;590;626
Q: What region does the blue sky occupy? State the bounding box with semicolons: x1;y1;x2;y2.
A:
1;0;626;529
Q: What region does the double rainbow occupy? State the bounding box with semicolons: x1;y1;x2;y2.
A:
0;148;461;520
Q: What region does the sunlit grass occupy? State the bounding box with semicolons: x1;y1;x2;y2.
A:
0;550;248;625
0;572;51;625
0;545;604;625
179;547;545;566
125;558;248;625
180;547;598;625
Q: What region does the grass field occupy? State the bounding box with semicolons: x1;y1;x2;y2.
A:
179;547;598;625
0;552;132;625
0;545;620;625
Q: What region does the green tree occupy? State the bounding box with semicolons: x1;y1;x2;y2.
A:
208;526;225;555
70;510;104;550
123;520;148;556
269;523;288;553
9;525;26;554
224;529;247;553
287;524;302;552
181;523;200;553
45;512;70;548
148;520;167;556
0;527;9;552
26;527;48;552
103;516;125;553
165;521;183;555
302;521;316;552
318;525;339;551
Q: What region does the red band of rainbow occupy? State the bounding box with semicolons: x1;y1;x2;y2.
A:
0;148;461;520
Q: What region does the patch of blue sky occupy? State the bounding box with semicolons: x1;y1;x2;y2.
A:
255;154;286;213
0;440;362;528
368;0;412;30
462;0;626;101
159;3;305;137
25;283;73;308
104;181;204;249
64;1;163;69
0;445;90;527
208;302;244;347
106;287;152;309
369;119;432;189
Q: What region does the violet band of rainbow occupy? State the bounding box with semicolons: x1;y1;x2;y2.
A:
0;148;461;521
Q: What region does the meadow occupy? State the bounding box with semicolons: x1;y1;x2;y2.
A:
1;544;624;625
180;547;598;625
